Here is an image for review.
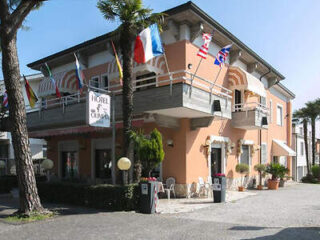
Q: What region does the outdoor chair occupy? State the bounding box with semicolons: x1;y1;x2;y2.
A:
198;177;209;197
164;177;176;200
188;182;198;198
206;176;213;198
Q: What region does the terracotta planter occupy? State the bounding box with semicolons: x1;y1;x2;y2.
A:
257;185;263;190
268;179;279;190
238;186;244;192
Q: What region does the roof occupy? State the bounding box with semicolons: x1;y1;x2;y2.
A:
0;73;43;85
276;82;295;98
28;1;285;80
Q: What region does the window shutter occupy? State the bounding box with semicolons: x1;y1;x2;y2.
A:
261;143;267;164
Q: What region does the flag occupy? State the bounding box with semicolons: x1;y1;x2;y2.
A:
74;53;84;90
24;75;38;108
3;91;8;108
214;44;232;67
45;63;61;98
111;41;123;79
134;24;164;64
197;33;212;59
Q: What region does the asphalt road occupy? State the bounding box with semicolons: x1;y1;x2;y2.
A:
0;183;319;240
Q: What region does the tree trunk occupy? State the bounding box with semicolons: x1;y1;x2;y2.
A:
0;30;43;215
311;118;316;166
120;24;134;184
303;119;310;175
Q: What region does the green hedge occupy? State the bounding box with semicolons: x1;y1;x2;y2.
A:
0;175;47;193
37;182;140;211
311;165;320;179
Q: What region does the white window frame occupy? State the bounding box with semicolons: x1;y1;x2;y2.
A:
300;142;304;156
261;142;267;164
240;144;251;166
276;104;283;126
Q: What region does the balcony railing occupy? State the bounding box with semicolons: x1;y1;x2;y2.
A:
26;69;232;113
232;102;269;115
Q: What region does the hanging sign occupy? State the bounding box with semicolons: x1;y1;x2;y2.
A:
87;91;110;128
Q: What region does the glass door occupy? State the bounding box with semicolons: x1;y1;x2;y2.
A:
211;148;222;177
61;151;78;178
95;149;112;180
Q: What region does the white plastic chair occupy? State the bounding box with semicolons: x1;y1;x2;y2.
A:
206;176;213;198
198;177;208;197
164;177;176;199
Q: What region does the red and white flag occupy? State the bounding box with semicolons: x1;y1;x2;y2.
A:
197;33;212;59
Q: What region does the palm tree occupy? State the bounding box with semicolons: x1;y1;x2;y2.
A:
305;100;320;166
314;98;320;167
97;0;163;182
293;108;311;175
0;0;45;215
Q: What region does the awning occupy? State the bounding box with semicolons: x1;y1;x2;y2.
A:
228;66;266;97
38;70;78;97
272;139;296;157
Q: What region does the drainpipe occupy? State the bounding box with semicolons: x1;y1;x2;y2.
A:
259;69;271;164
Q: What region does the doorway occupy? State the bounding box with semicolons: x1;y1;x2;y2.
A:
61;151;78;178
211;148;222;177
95;149;112;180
234;89;242;111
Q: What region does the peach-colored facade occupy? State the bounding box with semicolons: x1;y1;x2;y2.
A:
29;2;295;195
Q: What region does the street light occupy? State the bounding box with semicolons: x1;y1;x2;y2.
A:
41;159;54;181
117;157;131;185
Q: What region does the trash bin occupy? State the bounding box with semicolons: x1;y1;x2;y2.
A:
139;180;158;214
212;175;226;203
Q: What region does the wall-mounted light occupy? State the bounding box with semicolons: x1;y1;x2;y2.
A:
231;142;236;149
188;63;193;70
167;139;174;147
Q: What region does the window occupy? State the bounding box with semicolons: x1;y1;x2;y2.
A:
101;75;109;90
269;100;273;123
90;76;100;89
234;90;242;111
240;145;250;166
277;105;283;126
261;97;266;107
299;127;303;135
300;142;304;156
261;143;267;164
136;72;156;91
61;151;78;178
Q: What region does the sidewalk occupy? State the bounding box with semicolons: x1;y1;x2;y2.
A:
157;190;257;214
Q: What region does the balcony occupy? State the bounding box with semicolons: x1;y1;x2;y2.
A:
231;102;269;130
26;69;232;133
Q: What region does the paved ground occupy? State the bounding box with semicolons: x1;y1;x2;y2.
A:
0;183;319;240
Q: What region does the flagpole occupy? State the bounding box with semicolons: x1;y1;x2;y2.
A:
162;47;173;96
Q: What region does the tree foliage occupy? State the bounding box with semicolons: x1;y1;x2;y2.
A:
131;129;165;177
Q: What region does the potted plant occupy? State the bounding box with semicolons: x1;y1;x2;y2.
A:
279;166;289;187
265;163;282;190
254;163;266;190
235;163;249;191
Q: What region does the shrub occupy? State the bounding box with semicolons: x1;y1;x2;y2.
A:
311;165;320;179
265;163;284;180
254;164;266;186
235;163;249;187
37;182;140;211
301;174;319;184
0;175;47;193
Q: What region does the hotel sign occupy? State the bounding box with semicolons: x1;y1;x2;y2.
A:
87;91;110;128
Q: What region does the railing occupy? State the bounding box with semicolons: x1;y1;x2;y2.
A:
26;69;232;113
233;102;269;114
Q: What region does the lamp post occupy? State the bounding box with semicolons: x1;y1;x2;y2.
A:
41;159;54;182
117;157;131;185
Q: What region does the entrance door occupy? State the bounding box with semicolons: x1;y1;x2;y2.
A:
234;90;242;111
61;151;78;178
211;148;222;177
95;149;112;179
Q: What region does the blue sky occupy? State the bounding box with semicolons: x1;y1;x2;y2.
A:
2;0;320;110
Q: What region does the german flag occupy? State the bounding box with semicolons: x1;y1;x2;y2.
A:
24;75;38;108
